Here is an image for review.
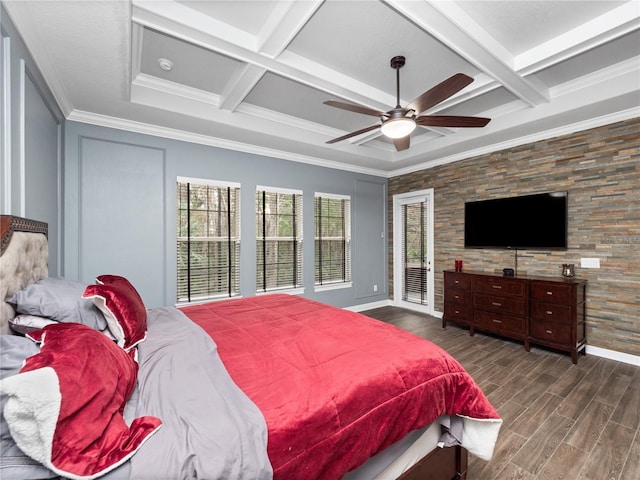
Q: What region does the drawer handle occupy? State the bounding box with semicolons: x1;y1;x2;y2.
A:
492;319;502;324
546;291;553;296
492;302;502;307
546;329;553;334
454;310;460;314
454;280;460;284
492;285;502;289
454;295;460;299
546;310;553;315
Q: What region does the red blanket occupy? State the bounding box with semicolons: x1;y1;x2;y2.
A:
181;294;499;480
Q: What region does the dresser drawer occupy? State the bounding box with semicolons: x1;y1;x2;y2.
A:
474;293;526;316
444;272;471;290
475;311;524;336
473;277;526;297
445;288;471;305
530;320;572;345
530;282;572;304
444;303;472;323
530;302;571;324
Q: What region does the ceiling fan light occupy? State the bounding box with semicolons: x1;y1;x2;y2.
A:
381;117;416;139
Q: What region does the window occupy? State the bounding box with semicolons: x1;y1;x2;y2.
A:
177;178;240;302
256;187;303;292
315;193;351;287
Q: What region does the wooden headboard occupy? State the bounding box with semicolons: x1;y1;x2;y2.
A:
0;215;49;333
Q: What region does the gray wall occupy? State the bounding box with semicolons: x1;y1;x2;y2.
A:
64;121;388;310
1;5;64;275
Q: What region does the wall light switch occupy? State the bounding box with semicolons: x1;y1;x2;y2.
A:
373;284;378;292
581;258;600;268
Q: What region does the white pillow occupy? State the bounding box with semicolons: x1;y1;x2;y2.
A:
8;314;57;335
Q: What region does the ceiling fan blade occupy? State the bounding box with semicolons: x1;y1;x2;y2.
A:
323;100;385;117
393;136;410;151
407;73;474;114
415;115;491;128
326;124;381;144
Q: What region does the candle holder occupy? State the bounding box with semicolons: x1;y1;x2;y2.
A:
561;264;575;277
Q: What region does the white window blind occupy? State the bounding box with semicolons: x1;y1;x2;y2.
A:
256;188;303;292
315;194;351;285
177;180;240;302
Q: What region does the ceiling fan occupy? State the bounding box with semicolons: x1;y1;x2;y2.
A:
324;56;491;151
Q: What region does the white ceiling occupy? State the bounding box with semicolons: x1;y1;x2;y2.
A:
4;0;640;176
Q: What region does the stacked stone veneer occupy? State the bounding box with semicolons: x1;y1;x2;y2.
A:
388;117;640;357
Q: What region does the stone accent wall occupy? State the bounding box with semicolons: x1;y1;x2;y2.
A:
388;117;640;357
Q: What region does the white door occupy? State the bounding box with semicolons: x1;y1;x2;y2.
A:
393;189;435;314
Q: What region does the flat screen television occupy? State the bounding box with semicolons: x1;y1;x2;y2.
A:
464;191;568;250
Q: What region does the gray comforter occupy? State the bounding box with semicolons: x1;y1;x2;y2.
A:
0;307;272;480
128;306;272;480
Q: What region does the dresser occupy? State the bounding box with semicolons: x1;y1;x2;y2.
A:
443;270;587;363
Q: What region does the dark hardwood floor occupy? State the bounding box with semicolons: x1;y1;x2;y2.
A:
362;306;640;480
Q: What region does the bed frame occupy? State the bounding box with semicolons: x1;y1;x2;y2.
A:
0;214;468;480
400;444;467;480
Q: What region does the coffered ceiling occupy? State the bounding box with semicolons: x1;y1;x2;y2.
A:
3;0;640;176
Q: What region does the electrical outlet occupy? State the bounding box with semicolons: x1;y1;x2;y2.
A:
581;258;600;268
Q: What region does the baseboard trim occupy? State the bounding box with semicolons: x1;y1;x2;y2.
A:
346;299;393;312
586;345;640;366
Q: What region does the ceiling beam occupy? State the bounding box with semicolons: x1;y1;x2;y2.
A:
218;64;266;112
257;0;323;58
218;0;322;112
385;0;550;107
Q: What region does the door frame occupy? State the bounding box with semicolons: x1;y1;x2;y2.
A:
392;188;435;314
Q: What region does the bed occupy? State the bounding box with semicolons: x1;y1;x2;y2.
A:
0;215;501;480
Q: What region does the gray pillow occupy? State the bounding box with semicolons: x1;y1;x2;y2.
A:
9;277;108;331
0;335;57;479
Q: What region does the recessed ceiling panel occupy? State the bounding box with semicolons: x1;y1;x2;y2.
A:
287;0;480;104
456;0;628;56
140;27;243;93
244;72;376;133
531;30;640;88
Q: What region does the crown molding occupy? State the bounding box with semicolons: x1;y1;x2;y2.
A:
66;109;388;177
68;105;638;181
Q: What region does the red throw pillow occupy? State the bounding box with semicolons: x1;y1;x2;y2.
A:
83;275;147;350
0;323;161;479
